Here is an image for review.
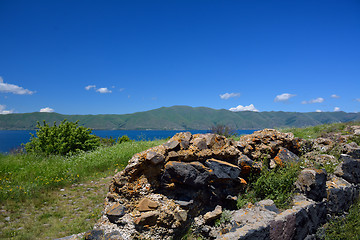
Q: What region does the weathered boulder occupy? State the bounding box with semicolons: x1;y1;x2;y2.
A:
313;138;335;152
271;195;326;240
203;205;222;223
342;143;360;159
106;202;126;223
192;137;208;150
136;198;159;212
270;147;299;168
295;168;327;202
204;159;240;180
162;161;213;188
334;154;360;184
134;210;159;226
210;196;326;240
145;151;165;165
326;175;359;214
237;153;262;178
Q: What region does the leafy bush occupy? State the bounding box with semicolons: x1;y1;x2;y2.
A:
117;135;131;144
25;120;100;155
211;124;237;138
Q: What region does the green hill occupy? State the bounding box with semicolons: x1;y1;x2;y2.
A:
1;105;360;130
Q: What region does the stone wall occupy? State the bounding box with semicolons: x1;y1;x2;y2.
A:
82;127;360;240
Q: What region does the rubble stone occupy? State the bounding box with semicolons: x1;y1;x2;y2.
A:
334;154;360;184
295;168;327;202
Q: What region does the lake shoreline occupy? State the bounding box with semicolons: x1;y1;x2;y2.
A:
0;129;256;153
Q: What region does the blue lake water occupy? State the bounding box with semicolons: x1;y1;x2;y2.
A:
0;129;256;153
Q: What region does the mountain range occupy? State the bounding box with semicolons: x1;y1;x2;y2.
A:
1;105;360;130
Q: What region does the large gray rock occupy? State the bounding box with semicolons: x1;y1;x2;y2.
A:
326;175;359;214
204;205;222;223
271;147;299;168
344;144;360;159
295;168;327;202
146;151;165;165
106;202;126;223
163;140;180;151
192;137;208;150
214;196;326;240
334;154;360;184
205;158;241;180
237;154;262;178
161;161;213;188
270;195;326;240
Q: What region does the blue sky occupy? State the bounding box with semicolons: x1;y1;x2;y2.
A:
0;0;359;114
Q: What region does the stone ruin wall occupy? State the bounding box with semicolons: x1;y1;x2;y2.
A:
80;126;360;240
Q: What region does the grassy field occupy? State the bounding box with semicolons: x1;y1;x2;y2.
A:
0;139;165;239
279;121;359;139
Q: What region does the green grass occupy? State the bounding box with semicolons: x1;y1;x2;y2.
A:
0;139;166;239
323;198;360;240
0;140;165;202
279;122;357;139
237;163;301;210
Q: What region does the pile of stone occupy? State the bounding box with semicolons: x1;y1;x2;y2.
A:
81;127;360;240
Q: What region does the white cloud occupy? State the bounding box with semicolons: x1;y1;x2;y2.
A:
0;104;13;114
274;93;296;102
0;77;35;95
96;88;112;94
302;97;325;104
316;109;322;112
334;107;341;112
229;104;259;112
85;85;96;90
85;85;116;94
220;92;241;100
355;98;360;102
40;107;55;113
331;94;340;99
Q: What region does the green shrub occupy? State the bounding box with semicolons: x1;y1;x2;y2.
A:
253;164;300;209
117;135;131;144
25;120;100;155
237;163;300;209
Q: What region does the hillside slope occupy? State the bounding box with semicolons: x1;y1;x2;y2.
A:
1;105;360;130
